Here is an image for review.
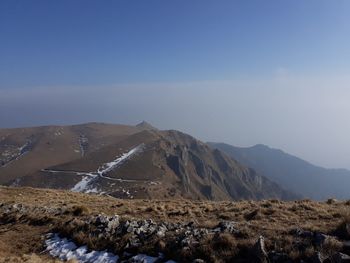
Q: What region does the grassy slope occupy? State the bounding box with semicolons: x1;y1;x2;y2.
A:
0;186;349;262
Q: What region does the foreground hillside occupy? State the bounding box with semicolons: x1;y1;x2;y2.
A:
0;187;349;263
0;122;295;200
209;143;350;200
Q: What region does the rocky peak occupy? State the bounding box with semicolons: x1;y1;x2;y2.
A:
135;121;157;130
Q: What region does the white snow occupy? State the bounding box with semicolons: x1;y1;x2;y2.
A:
46;233;119;263
46;233;176;263
97;145;143;176
71;175;98;192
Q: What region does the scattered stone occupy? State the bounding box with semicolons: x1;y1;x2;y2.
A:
217;221;239;234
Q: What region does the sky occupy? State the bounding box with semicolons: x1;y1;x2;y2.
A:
0;0;350;169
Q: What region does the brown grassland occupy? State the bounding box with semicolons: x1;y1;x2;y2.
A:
0;186;349;262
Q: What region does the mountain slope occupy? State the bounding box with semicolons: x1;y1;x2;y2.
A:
0;123;296;200
0;123;141;184
208;142;350;200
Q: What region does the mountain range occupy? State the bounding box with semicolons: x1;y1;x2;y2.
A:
208;142;350;200
0;122;296;201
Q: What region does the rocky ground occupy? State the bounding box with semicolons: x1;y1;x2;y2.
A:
0;187;350;262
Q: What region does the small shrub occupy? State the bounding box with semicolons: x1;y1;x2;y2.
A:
289;249;301;260
144;206;154;212
303;246;315;258
244;209;261;221
334;212;350;239
326;198;337;205
71;205;90;216
218;213;231;220
321;237;343;258
196;233;238;262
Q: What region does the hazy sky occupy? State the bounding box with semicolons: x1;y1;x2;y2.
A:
1;1;350;169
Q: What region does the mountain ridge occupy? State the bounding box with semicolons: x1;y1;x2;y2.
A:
208;142;350;200
0;123;297;201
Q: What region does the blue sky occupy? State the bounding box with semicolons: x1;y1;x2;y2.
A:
1;0;349;87
1;1;350;169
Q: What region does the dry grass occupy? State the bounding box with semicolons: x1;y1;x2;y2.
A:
1;186;350;262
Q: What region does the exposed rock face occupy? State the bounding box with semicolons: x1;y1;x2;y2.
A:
157;130;297;200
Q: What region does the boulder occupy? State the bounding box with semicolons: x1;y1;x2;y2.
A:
314;233;330;246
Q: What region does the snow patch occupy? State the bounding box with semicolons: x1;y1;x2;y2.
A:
46;233;118;263
46;233;176;263
97;144;143;176
71;175;98;192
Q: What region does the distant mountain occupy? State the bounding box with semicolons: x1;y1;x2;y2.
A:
0;122;296;200
208;142;350;200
